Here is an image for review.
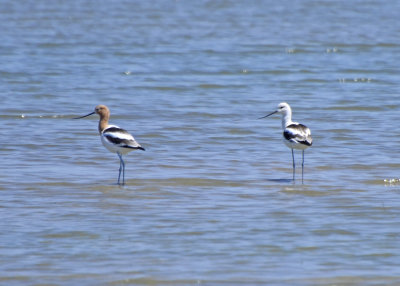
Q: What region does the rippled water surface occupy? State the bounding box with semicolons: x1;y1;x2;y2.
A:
1;0;400;285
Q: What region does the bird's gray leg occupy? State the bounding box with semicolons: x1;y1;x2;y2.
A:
121;155;125;185
302;150;305;184
117;153;124;185
292;149;295;182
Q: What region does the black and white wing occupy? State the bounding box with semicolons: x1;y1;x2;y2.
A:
284;123;312;146
102;126;145;150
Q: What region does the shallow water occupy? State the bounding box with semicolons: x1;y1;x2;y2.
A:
1;0;400;285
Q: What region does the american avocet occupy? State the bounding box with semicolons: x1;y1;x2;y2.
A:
259;102;312;183
75;105;145;185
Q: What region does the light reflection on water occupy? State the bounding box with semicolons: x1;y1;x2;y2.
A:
1;0;400;285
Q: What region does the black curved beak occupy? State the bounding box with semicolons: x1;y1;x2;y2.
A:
74;111;95;119
258;110;277;119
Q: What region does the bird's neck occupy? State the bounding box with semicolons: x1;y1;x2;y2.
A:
98;116;109;133
281;111;293;129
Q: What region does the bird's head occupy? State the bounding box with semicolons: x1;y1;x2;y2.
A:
258;102;291;119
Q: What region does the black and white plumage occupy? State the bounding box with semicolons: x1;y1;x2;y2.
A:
101;126;145;155
283;123;312;150
259;102;312;183
74;105;145;185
